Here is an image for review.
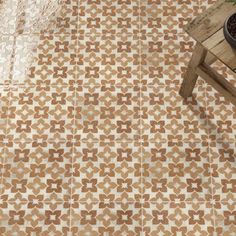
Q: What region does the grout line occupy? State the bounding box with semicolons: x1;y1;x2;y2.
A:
198;0;217;233
0;32;161;37
2;200;232;204
68;0;80;231
0;73;13;197
138;0;144;233
0;139;235;145
205;93;217;232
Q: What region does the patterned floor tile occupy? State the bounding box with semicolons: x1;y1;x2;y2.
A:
7;86;75;143
78;0;140;35
71;202;142;235
75;86;141;142
141;85;208;143
0;87;11;143
1;142;72;200
140;0;200;34
0;143;5;165
77;34;141;89
0;0;235;234
141;33;197;86
0;201;70;235
142;202;215;235
214;202;236;236
205;61;236;142
72;141;141;202
0;0;78;35
11;34;78;86
209;142;236;203
141;86;167;143
142;142;212;202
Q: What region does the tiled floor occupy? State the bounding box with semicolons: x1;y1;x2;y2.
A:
0;0;236;235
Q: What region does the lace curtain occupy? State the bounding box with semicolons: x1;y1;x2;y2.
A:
0;0;63;34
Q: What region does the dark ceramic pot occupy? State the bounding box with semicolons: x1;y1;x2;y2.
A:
223;13;236;49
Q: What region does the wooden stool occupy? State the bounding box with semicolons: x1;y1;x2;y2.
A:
180;0;236;105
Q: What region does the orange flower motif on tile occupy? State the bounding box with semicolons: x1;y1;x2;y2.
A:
0;0;235;234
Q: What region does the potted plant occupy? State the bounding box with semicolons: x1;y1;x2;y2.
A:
224;0;236;48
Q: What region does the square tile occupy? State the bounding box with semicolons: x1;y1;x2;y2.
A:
140;0;200;34
141;34;197;86
0;201;70;235
210;142;236;202
7;86;75;143
214;202;236;236
143;202;215;235
142;142;212;201
141;85;208;143
77;34;141;89
72;141;141;202
12;34;78;86
71;202;142;235
1;142;72;200
75;86;141;142
78;0;140;34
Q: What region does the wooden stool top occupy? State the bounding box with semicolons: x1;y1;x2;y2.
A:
184;0;236;72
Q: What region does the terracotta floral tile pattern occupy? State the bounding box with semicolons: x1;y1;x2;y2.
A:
72;142;141;202
0;87;11;142
7;86;75;143
214;202;236;235
141;84;208;143
141;34;197;86
143;202;215;235
77;34;141;88
0;201;70;235
141;0;200;34
142;142;212;202
205;73;236;142
71;202;142;235
1;142;72;200
210;142;236;202
0;0;235;235
75;86;141;142
14;34;77;86
78;0;140;35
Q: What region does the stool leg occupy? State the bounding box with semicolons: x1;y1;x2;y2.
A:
179;42;207;98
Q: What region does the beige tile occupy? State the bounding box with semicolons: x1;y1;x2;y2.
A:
71;202;142;235
143;202;215;235
0;201;70;235
72;141;142;202
7;86;75;143
75;86;141;142
78;0;140;34
0;0;235;235
142;142;212;201
1;142;72;201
